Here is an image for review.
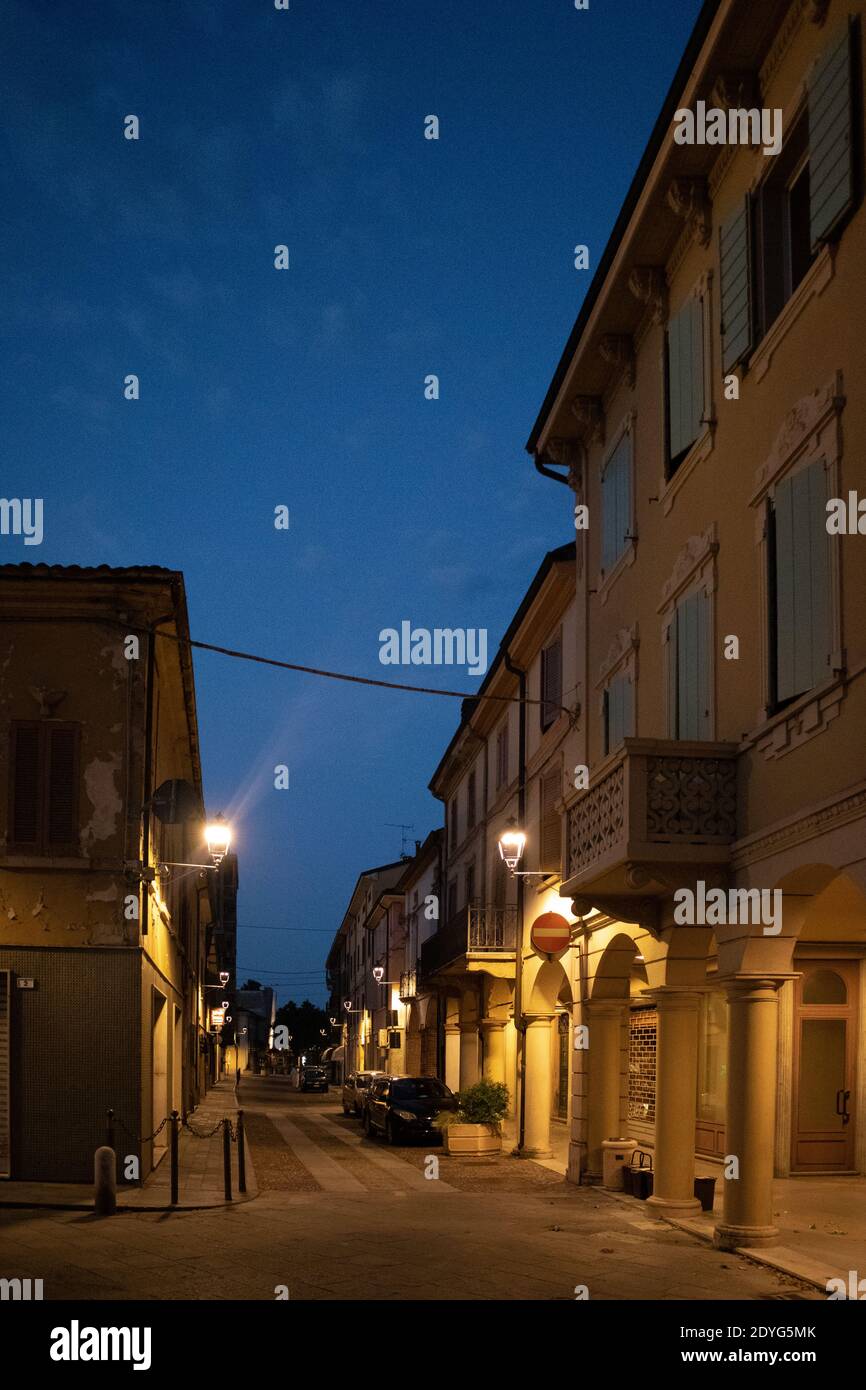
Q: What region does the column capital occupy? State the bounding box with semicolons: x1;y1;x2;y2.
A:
583;999;626;1019
444;1022;461;1035
459;1020;479;1035
642;987;704;1012
522;1011;555;1027
719;974;798;1001
479;1018;505;1034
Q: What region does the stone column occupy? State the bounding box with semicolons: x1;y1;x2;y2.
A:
520;1013;554;1158
714;978;783;1250
480;1019;506;1085
504;1017;517;1115
585;1000;625;1180
444;1023;460;1093
459;1022;480;1089
646;990;702;1219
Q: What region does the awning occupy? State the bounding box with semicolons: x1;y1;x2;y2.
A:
321;1047;334;1061
329;1045;345;1062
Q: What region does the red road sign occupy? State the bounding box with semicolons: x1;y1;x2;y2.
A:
529;912;571;957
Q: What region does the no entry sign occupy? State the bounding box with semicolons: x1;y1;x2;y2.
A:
530;912;571;957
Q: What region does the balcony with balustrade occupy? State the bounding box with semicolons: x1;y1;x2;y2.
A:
419;903;518;983
561;739;739;924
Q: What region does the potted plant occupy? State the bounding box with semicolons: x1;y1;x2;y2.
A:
436;1079;509;1155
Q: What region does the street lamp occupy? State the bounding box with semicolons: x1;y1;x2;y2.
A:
372;966;396;985
205;814;231;866
497;819;548;877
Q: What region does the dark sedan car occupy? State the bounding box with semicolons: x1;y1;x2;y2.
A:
341;1069;386;1116
363;1075;457;1145
300;1065;329;1093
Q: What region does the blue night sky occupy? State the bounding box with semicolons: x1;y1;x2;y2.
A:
1;0;702;1005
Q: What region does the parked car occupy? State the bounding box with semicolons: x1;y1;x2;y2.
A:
342;1069;386;1116
363;1075;457;1145
299;1064;329;1093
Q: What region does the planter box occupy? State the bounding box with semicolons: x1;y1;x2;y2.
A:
445;1123;501;1156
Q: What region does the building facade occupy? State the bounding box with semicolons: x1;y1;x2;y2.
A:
524;0;866;1248
0;564;223;1182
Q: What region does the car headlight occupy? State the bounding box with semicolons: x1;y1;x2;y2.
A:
393;1108;416;1122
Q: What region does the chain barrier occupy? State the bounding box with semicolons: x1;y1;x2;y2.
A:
103;1104;245;1206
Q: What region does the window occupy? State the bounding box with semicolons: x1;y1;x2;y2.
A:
665;294;706;476
449;797;458;851
667;591;712;739
9;721;80;854
768;459;831;708
601;432;632;572
539;770;561;875
446;880;458;921
720;22;858;371
492;853;507;907
603;674;634;755
465;861;475;905
540;635;563;730
495;721;509;790
753;115;816;340
466;769;476;830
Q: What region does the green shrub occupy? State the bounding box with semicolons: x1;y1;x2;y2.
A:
455;1079;509;1127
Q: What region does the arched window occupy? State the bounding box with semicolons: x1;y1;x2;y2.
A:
802;969;847;1005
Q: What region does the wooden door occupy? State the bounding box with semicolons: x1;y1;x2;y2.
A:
792;961;857;1172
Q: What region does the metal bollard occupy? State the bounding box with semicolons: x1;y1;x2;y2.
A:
94;1145;117;1216
106;1108;115;1152
237;1110;246;1194
170;1111;179;1206
223;1117;232;1201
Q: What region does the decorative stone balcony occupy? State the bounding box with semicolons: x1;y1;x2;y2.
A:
419;904;518;980
561;739;738;921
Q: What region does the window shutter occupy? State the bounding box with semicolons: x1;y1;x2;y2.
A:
11;725;40;845
540;771;561;874
809;20;856;248
774;474;797;703
719;196;753;372
622;674;635;740
47;727;78;848
806;460;831;688
666;618;678;737
668;299;704;459
542;638;562;727
602;465;616;572
696;591;712;739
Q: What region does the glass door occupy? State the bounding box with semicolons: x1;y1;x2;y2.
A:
792;962;857;1172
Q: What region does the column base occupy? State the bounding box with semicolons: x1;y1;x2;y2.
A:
513;1145;553;1160
645;1194;702;1219
713;1222;780;1251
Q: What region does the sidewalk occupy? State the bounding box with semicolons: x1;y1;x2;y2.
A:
0;1077;257;1212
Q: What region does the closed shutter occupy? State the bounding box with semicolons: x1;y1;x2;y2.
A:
540;770;561;874
774;461;831;702
47;726;78;847
719;197;753;372
809;20;856;248
675;592;712;739
542;637;562;727
11;724;40;846
0;972;9;1177
668;297;705;461
602;435;631;571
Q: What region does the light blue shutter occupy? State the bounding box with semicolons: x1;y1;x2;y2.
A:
602;435;630;572
622;674;634;739
809;21;856;248
617;435;631;552
669;299;705;458
666;618;678;737
602;465;616;572
775;461;831;701
674;592;712;739
806;461;831;688
719;197;752;372
775;474;797;702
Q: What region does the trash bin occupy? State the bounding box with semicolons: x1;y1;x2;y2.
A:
601;1137;638;1191
693;1175;717;1212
